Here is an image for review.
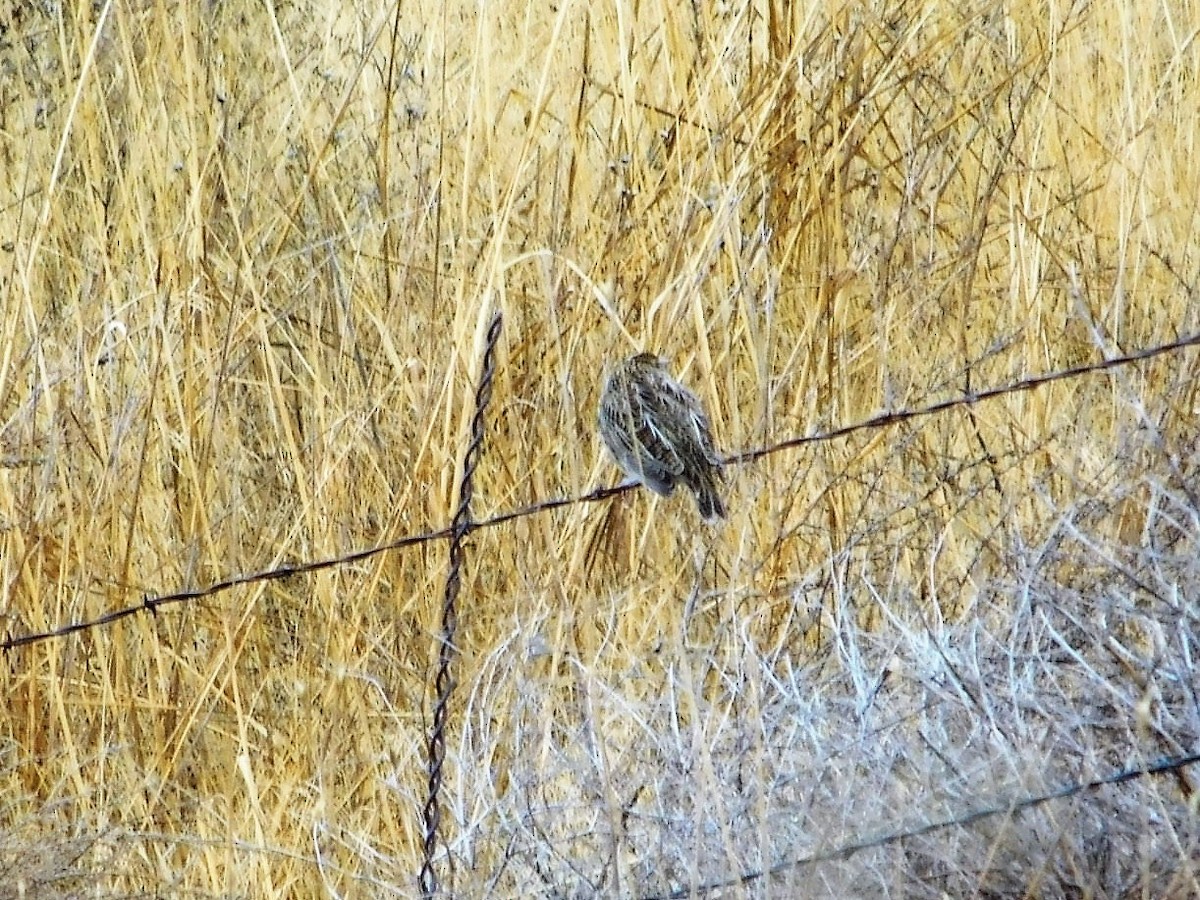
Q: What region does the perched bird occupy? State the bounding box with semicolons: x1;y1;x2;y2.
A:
598;352;726;521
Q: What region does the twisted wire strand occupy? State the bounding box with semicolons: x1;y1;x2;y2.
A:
418;309;503;898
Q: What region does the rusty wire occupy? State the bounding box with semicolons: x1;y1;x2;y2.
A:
643;750;1200;900
3;327;1200;653
418;309;503;898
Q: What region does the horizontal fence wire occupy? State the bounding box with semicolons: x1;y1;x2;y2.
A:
642;751;1200;900
3;328;1200;653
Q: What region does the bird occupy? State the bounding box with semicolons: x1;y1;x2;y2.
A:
598;352;726;521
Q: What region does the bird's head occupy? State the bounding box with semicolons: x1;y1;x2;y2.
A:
631;352;665;369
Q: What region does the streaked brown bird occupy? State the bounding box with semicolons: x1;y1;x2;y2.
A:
598;352;726;521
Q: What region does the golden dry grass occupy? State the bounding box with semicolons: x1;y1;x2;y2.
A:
2;0;1199;896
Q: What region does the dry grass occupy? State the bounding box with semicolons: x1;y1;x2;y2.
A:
2;0;1198;896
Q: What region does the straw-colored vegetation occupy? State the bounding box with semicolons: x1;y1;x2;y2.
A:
2;0;1198;896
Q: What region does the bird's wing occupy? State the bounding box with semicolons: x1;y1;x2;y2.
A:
689;406;723;467
651;377;723;468
628;381;686;476
600;386;683;493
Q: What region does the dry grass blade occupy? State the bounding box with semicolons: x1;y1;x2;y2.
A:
2;0;1199;896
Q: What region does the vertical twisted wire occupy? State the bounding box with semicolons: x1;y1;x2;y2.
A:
419;310;503;898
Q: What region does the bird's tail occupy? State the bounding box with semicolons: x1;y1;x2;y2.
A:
692;472;726;522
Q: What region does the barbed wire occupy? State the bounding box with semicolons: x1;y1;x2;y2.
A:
3;328;1200;653
418;309;503;898
642;750;1200;900
730;328;1200;464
